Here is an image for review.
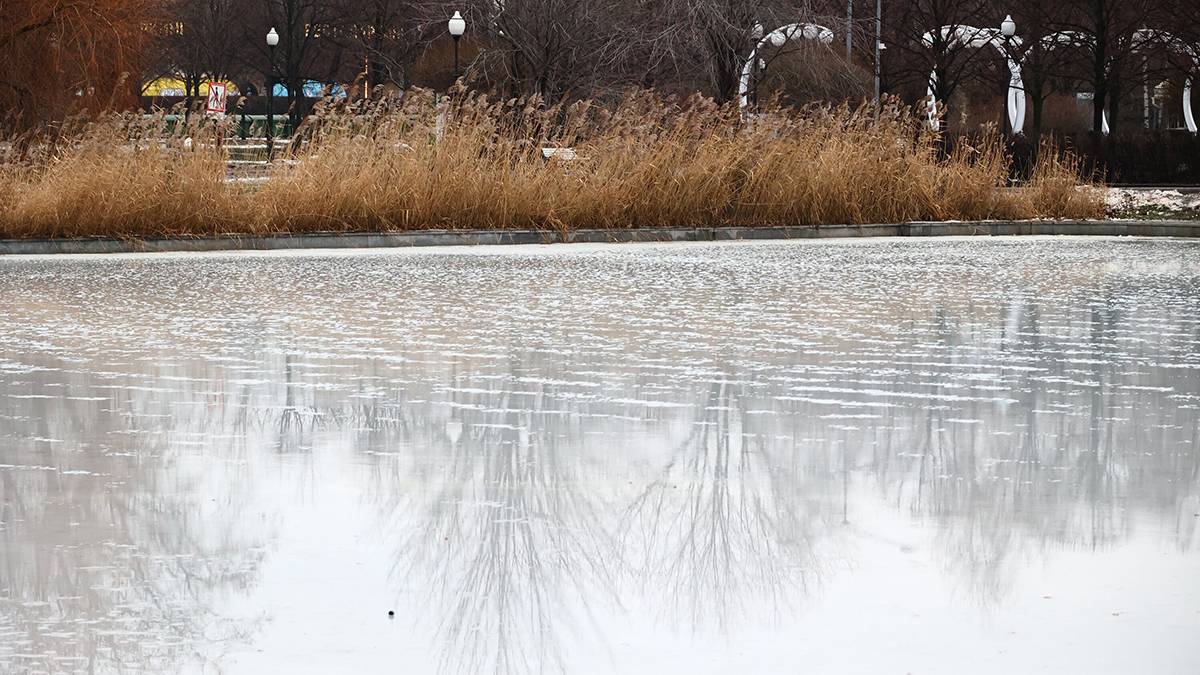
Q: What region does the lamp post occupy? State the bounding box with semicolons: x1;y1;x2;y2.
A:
240;95;248;141
750;23;764;105
874;0;882;106
1000;14;1016;135
265;27;279;161
448;11;466;80
846;0;853;60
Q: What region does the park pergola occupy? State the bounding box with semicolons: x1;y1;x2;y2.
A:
921;19;1199;135
740;16;1197;134
738;22;836;111
921;17;1024;134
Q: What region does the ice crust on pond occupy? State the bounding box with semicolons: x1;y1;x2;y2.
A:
0;237;1198;674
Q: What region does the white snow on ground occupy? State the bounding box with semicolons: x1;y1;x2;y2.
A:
1105;187;1200;214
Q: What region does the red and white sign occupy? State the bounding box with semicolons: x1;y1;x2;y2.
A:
205;83;228;114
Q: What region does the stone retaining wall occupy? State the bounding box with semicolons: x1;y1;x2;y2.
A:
1;221;1197;256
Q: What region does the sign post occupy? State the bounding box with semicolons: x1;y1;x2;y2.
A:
205;83;228;115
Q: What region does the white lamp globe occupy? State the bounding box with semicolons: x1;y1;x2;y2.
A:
266;28;279;47
448;11;466;38
1001;15;1016;38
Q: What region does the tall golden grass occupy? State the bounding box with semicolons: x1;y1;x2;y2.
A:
0;91;1103;240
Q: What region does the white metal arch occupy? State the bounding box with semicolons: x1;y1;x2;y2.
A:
1152;31;1200;133
1186;78;1197;133
920;26;1026;134
738;23;836;111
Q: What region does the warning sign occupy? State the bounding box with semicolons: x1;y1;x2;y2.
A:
205;83;228;114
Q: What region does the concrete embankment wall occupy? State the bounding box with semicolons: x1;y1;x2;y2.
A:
1;221;1198;255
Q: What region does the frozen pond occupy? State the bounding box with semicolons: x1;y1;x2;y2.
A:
0;238;1198;674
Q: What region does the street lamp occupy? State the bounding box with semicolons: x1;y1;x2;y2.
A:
874;0;883;106
448;11;466;80
266;27;279;161
1000;14;1016;38
999;15;1016;135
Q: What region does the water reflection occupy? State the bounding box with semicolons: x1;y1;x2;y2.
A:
618;379;833;631
1;239;1198;673
396;389;619;675
0;352;272;673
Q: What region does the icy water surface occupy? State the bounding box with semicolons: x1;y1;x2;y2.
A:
0;238;1198;674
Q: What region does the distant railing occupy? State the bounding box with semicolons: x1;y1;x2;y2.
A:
145;114;294;140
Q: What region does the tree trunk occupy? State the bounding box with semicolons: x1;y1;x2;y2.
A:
1032;96;1044;141
1028;75;1045;141
184;73;201;120
707;29;739;104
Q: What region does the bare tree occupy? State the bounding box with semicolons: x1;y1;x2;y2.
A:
465;0;665;100
1053;0;1163;134
337;0;440;92
884;0;995;129
678;0;763;102
158;0;244;105
0;0;159;127
756;41;873;106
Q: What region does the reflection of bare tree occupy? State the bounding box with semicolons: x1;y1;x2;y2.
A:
619;379;831;630
874;293;1200;605
0;352;273;673
385;373;619;675
369;363;837;672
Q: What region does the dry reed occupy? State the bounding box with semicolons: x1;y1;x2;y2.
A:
0;91;1104;239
